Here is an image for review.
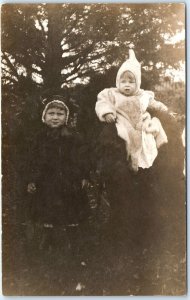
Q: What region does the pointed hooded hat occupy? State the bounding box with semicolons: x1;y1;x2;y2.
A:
116;49;141;94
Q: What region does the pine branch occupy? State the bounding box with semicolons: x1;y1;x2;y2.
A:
2;52;19;80
2;76;18;84
62;43;95;68
36;14;46;33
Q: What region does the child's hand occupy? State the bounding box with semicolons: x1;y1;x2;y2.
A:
27;183;37;194
104;113;116;123
81;179;90;189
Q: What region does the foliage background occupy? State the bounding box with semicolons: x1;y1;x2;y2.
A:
2;3;185;138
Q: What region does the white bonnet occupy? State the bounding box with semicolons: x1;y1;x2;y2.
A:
116;49;141;93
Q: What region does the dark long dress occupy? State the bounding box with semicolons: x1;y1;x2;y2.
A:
94;111;185;249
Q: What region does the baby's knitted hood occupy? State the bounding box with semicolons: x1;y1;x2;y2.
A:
116;49;141;94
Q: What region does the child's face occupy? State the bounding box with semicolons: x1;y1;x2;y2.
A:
119;71;137;96
44;107;67;128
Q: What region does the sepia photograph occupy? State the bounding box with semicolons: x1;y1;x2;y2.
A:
1;3;186;296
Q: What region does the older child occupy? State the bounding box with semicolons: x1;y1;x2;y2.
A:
26;96;89;252
95;49;168;172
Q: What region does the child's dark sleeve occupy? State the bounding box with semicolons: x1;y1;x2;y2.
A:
26;133;42;184
147;109;184;175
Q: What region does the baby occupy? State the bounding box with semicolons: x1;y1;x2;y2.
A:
95;48;168;172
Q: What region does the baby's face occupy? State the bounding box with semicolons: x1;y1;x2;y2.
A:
119;71;137;96
44;107;67;128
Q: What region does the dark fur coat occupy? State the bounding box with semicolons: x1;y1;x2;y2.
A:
26;125;89;225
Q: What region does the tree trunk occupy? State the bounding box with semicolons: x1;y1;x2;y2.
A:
43;5;63;92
